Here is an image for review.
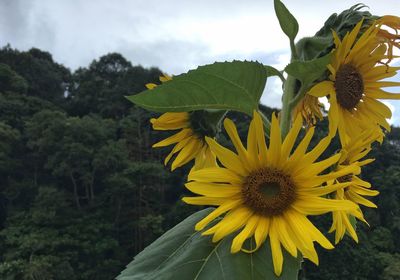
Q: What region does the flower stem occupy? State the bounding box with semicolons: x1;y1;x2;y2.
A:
280;75;297;138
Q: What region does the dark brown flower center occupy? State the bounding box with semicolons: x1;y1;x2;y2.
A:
242;168;296;216
337;160;353;184
334;64;364;110
337;174;353;183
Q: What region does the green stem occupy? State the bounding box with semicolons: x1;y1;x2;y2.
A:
290;39;298;60
279;38;299;138
289;84;306;110
280;75;297;138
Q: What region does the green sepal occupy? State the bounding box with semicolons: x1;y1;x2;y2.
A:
295;4;377;62
117;208;302;280
274;0;299;41
295;36;332;61
126;61;267;116
316;4;374;40
189;110;227;138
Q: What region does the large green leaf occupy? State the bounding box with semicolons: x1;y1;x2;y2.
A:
126;61;267;115
117;208;301;280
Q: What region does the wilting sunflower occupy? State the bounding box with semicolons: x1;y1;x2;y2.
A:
183;111;359;276
376;15;400;63
308;19;400;144
329;130;380;244
292;94;324;127
147;76;216;171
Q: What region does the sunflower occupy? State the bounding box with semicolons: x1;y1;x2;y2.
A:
147;75;215;171
151;112;216;170
308;19;400;145
183;111;359;276
292;94;324;127
329;130;381;244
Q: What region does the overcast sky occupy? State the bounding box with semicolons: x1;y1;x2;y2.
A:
1;0;400;124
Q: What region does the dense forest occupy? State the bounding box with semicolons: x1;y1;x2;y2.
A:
0;45;399;279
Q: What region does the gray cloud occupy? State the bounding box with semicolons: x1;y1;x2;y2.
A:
116;38;212;74
0;0;34;45
1;0;400;122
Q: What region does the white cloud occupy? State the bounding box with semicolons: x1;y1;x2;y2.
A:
382;101;396;125
2;0;400;124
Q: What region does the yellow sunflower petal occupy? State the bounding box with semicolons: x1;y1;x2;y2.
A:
182;196;229;206
274;218;298;257
293;197;357;215
231;215;259;253
152;128;192;147
146;83;157;89
267;113;282;167
205;137;247;176
253;217;270;251
188;167;243;185
269;226;284;276
307;81;334;97
185;182;241;197
195;199;242;231
224;118;248;158
171;137;202;170
206;207;253;242
346;191;377;208
254;112;268;165
281;114;302;160
247;114;259;163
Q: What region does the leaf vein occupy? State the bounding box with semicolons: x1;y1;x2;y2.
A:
193;241;224;280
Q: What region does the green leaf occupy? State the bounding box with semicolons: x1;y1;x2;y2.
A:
284;53;332;86
265;65;285;83
117;208;301;280
126;61;267;115
274;0;299;41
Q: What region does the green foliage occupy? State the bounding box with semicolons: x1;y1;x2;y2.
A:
67;53;162;118
0;46;71;104
295;5;377;62
0;92;58;130
296;4;375;61
316;4;374;39
295;36;332;61
0;63;28;94
273;0;299;41
284;53;332;87
0;122;20;174
127;61;267;115
118;208;301;280
0;186;122;279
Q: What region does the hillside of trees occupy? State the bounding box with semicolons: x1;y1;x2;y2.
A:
0;46;399;279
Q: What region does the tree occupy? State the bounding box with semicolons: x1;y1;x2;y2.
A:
0;46;71;104
67;53;162;118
